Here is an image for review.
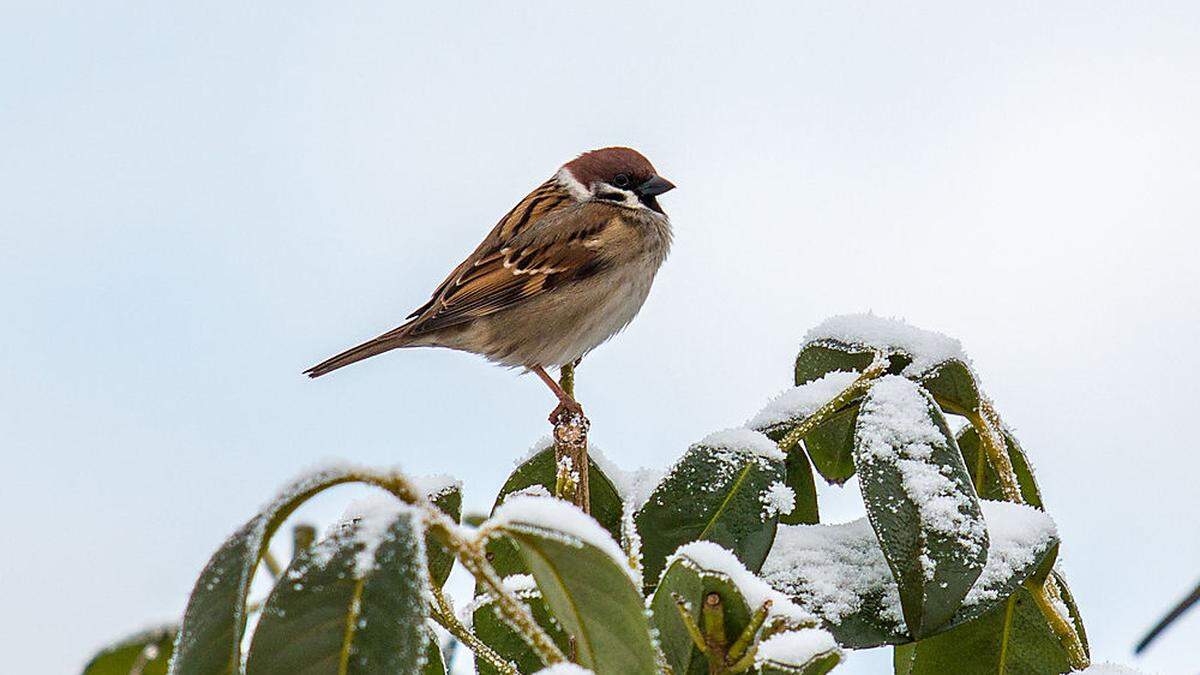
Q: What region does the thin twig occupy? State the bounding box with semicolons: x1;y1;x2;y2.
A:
357;471;568;667
777;353;889;455
428;583;517;675
966;400;1024;503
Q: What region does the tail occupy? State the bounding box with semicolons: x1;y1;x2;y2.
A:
304;324;416;378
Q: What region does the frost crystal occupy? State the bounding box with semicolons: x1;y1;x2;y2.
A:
761;481;797;518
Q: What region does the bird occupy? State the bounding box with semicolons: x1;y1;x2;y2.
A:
305;146;675;422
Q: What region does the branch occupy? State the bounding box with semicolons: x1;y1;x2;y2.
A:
777;352;889;455
428;583;517;675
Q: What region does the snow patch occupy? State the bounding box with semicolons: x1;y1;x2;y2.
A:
668;541;815;626
762;500;1056;632
748;370;860;430
411;473;460;499
805;313;968;377
698;427;785;461
533;664;594;675
755;629;840;668
761;481;796;518
488;495;635;582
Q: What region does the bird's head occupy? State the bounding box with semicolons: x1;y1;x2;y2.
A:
557;147;675;215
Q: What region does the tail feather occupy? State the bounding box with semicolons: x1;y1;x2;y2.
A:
304;325;415;378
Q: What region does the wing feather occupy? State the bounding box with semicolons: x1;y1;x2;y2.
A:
404;186;619;335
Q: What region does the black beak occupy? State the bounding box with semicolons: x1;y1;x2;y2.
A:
635;175;675;197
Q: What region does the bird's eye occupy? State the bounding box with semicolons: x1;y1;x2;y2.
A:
612;173;631;188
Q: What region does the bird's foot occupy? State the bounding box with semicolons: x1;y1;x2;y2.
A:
549;398;586;427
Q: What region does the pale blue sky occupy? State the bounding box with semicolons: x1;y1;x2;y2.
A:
3;2;1199;673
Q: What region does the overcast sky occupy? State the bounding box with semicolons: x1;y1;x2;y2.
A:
3;2;1199;673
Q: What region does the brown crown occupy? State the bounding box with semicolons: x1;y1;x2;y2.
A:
562;147;658;187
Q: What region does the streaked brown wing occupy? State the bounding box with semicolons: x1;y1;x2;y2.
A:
405;186;615;335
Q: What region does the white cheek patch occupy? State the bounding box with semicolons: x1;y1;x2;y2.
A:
554;168;591;202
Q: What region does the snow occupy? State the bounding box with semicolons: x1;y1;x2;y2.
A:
589;444;665;511
762;516;907;631
332;495;425;578
761;481;797;518
748;370;860;431
754;629;840;668
856;375;987;579
411;473;460;499
804;313;969;377
1076;665;1144;674
761;501;1057;633
461;574;544;630
667;541;816;625
532;664;594;675
487;495;635;582
963;501;1057;607
698;427;785;461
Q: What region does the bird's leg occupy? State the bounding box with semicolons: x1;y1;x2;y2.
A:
531;365;584;423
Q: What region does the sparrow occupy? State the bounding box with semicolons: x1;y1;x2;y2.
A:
305;147;675;420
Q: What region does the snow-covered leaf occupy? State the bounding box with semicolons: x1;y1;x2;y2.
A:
802;314;968;380
752;371;862;487
957;426;1044;509
84;623;176;675
650;542;814;675
892;573;1083;675
486;497;657;675
470;578;569;675
170;466;373;675
793;343;876;387
419;477;462;587
482;440;624;583
635;429;786;592
854;376;988;637
919;359;981;415
245;501;428;675
762;501;1057;647
755;629;842;674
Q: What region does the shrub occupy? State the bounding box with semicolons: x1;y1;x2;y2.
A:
85;315;1093;675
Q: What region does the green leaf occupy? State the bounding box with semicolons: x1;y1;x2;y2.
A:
919;359;980;415
957;426;1045;509
781;448;819;525
893;585;1077;674
245;504;429;675
421;628;446;675
762;500;1057;649
489;498;658;675
803;405;860;485
794;344;876;385
483;443;624;580
635;433;786;592
423;480;462;587
756;629;843;674
853;376;988;638
471;583;570;675
170;467;376;675
84;624;176;675
649;555;754;675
